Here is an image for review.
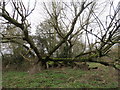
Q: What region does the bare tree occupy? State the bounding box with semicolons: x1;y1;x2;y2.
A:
43;1;93;57
1;0;93;70
0;0;120;72
41;1;120;70
0;0;44;73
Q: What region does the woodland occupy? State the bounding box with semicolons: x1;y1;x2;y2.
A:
0;0;120;88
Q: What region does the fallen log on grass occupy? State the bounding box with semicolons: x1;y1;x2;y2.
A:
41;56;120;71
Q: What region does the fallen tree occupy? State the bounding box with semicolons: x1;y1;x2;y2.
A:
0;0;120;73
42;53;120;71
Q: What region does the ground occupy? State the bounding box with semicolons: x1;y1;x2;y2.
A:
2;63;119;88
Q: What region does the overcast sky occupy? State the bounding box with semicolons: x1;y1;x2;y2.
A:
24;0;119;35
0;0;119;54
1;0;120;35
0;0;119;34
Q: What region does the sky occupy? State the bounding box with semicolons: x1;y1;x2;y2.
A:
26;0;120;35
0;0;119;45
0;0;119;55
26;0;120;48
1;0;120;41
1;0;119;35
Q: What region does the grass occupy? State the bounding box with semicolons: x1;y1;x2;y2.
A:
2;63;119;88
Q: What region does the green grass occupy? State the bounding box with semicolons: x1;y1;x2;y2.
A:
2;64;119;88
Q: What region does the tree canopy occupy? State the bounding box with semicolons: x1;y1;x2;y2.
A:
0;0;120;72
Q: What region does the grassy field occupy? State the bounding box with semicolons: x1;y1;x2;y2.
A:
2;63;119;88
